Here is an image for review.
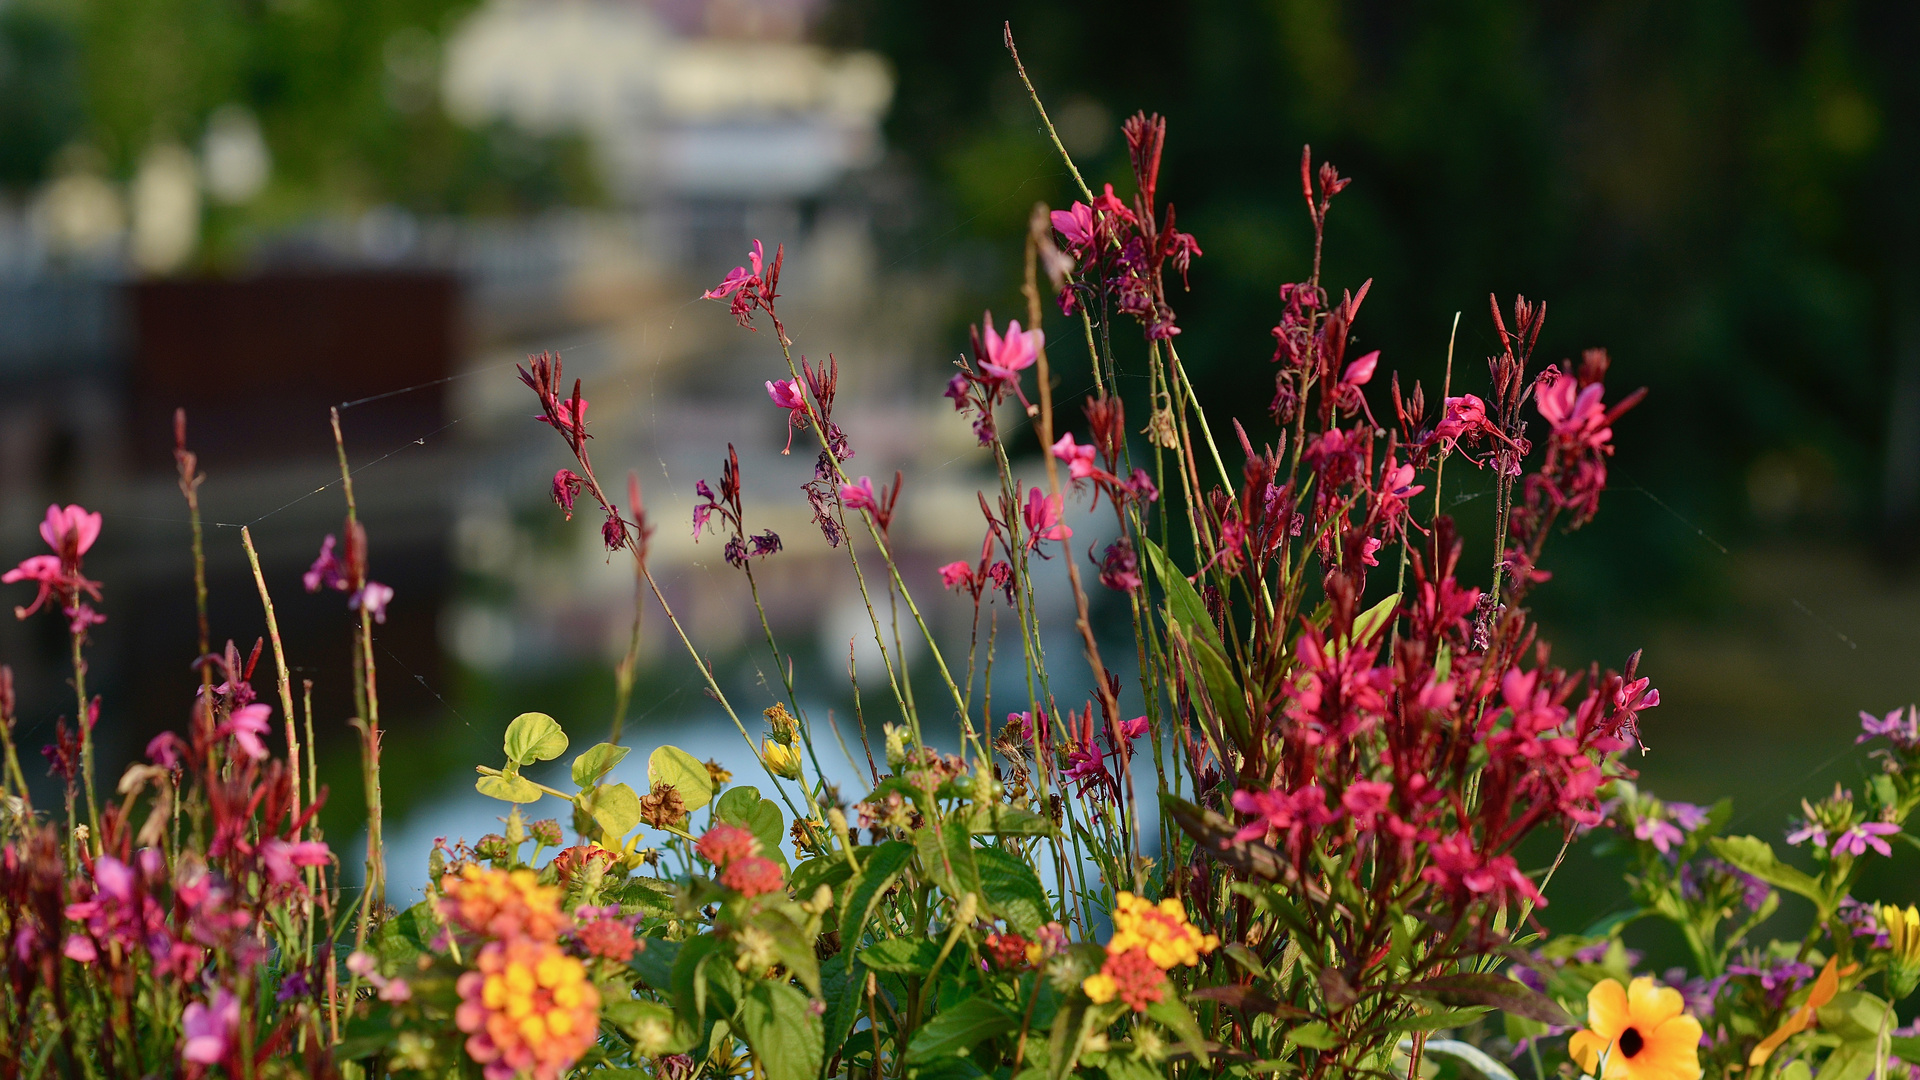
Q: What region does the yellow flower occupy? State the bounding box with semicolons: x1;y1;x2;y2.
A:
1105;892;1220;970
762;740;801;780
1885;905;1920;999
1568;976;1702;1080
1082;970;1117;1004
1748;956;1856;1066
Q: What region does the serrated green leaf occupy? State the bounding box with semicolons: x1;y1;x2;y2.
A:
862;937;942;974
503;711;568;766
476;773;542;803
839;840;914;950
580;782;644;842
1147;997;1211;1066
1710;835;1826;903
975;846;1050;934
736;980;823;1080
907;998;1018;1063
571;742;630;787
650;744;714;811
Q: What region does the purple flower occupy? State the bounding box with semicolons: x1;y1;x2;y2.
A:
1667;802;1711;831
1786;820;1828;848
349;581;393;624
1834;822;1901;858
1859;706;1920;748
303;535;345;593
1635;815;1686;854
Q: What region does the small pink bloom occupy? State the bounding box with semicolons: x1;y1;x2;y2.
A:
224;703;273;761
260;839;332;885
1050;202;1095;253
181;989;238;1065
980;317;1043;384
839;476;878;512
1050;433;1099;480
535;396;588;432
378;977;413;1002
1341;780;1394;827
1118;716;1149;740
40;504;101;559
63;935;97;963
303;535;345;593
1022;488;1070;550
766;378;807;413
349;582;393;624
938;561;972;591
1835;822;1900;858
1341;350;1379;387
551;469;584;520
1434;394;1490;442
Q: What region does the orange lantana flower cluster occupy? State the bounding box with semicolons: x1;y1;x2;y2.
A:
1083;893;1219;1012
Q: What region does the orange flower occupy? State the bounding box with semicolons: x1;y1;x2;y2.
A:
454;937;601;1080
1105;892;1219;970
1082;948;1168;1012
1747;956;1857;1067
1568;976;1702;1080
440;865;569;941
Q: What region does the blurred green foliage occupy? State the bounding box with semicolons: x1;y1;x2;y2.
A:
3;0;601;259
829;0;1920;609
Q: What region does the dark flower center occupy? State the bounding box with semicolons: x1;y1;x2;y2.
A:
1619;1027;1646;1058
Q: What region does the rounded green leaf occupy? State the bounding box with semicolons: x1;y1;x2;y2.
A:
581;782;644;841
503;712;568;766
572;742;631;787
649;745;714;810
476;773;543;803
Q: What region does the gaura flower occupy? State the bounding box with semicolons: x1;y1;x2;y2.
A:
979;316;1042;384
181;987;239;1065
1568;976;1703;1080
839;476;878;512
1022;487;1070;551
1748;956;1856;1066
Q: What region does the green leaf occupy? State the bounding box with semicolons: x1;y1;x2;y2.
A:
748;906;821;997
1710;835;1825;903
915;817;982;899
476;772;542;803
910;1058;991;1080
1817;990;1893;1044
335;1012;401;1060
1288;1021;1339;1050
580;782;644;842
1816;1045;1879;1080
1332;592;1400;656
1182;627;1250;745
1384;1006;1493;1033
861;937;942;975
1147;998;1212;1066
907;998;1018;1063
630;938;680;992
1401;973;1571;1026
736;980;824;1080
715;785;786;866
958;805;1055;836
649;744;715;811
839;840;914;949
821;953;863;1060
1142;538;1225;657
790;855;853;906
571;742;630;787
975;846;1051;934
503;711;568;766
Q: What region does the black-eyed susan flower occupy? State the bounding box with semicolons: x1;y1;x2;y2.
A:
1568;975;1702;1080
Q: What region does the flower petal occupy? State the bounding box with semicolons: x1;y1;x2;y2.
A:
1626;975;1684;1028
1568;1029;1608;1074
1639;1016;1704;1080
1586;978;1631;1039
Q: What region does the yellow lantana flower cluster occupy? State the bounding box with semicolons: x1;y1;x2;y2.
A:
1083;893;1219;1011
439;864;568;941
455;937;601;1080
1106;892;1220;969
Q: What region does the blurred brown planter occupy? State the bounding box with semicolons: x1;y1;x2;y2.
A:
129;271;458;472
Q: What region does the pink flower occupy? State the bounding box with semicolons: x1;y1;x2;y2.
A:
349;582;393;624
551;469;584;520
1834;822;1901;858
1051;433;1099;480
1230;785;1338;843
1;555;63;617
1434;394;1490;443
839;476;878;512
1858;706;1919;747
1022;488;1070;551
535;396;588;433
1341;780;1394;828
766;379;810;453
938;561;973;591
260;839;332;885
1050;202;1095;254
303;535;345;593
704;240;772;328
181;988;238;1065
39;504;100;560
1534;369;1611;448
980;317;1043;384
1118;716;1149;740
1341;350;1379;387
705;241;766;301
1382;460;1425;501
223;703;273;761
1635;815;1686;854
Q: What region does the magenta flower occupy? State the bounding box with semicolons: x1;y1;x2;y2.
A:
349;581;393;624
1341;780;1394;829
303;535;345;593
1050;433;1099;481
551;469;584;520
1535;368;1611;448
1786;820;1828;848
1022;488;1070;551
1434;394;1491;444
1050;202;1095;254
704;240;775;328
223;703;273;761
1007;709;1049;745
181;988;238;1065
840;476;878;512
1834;822;1901;858
1230;784;1338;843
766;378;810;453
1118;716;1149;740
4;503;103;620
938;561;972;590
260;839;332;885
534;395;588;433
1858;706;1920;747
1341;350;1379;387
979;317;1042;384
1635;815;1686;854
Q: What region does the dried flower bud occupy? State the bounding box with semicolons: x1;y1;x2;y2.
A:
705;758;732;788
638;781;687;830
764;702;799;746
